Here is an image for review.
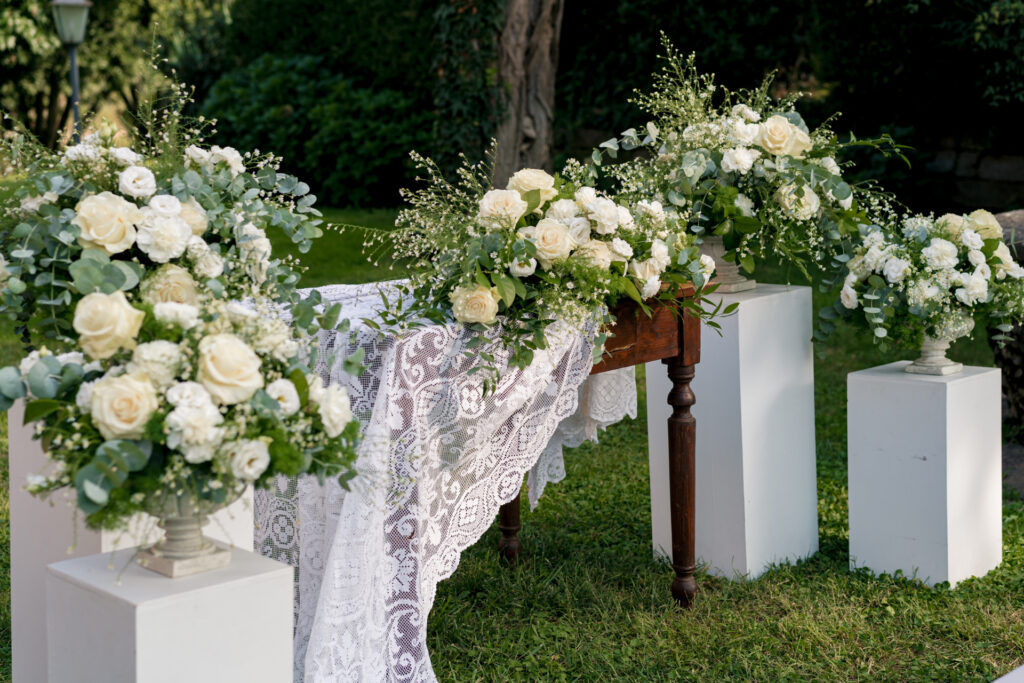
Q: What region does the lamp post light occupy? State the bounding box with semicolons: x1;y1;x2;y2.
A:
51;0;91;144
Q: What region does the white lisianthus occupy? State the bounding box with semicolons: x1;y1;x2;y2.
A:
577;240;613;270
318;384;353;438
565;216;591;245
142;264;199;306
882;257;911;284
73;291;145;360
90;372;158;440
757;115;812;158
955;272;989;305
637;200;666;227
588;197;620;236
699;254;717;278
574;187;598;211
641;276;662;299
210;146;245;176
128;340;182;389
617;206;636;231
196;333;264;405
731;103;761;122
922;238;959;270
73;191;142;254
109;147;142;166
118;165;157;199
510;258;537;277
266;378;301;416
184;145;211;169
507;168;558;205
935;214;965;242
153;302;200;330
545;198;579;221
775;183;821;221
734;193;755;217
450;284;501;324
137;211;192;263
228;439;271;480
610;238;633;261
960;228;984;251
521;218;574;267
968;209;1004;240
148;194;182;217
63;143;102;163
650;239;671;271
478;189;529;231
840;284;859;310
721;147;761;175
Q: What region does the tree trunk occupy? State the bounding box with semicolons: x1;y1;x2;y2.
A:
493;0;564;187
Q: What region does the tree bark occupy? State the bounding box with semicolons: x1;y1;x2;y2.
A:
493;0;564;187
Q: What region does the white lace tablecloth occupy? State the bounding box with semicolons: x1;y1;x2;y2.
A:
254;282;637;682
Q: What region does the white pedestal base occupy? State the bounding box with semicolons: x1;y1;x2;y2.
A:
647;284;818;579
46;547;292;683
9;402;255;683
848;362;1002;587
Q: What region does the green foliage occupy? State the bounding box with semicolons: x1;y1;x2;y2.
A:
203;55;433;206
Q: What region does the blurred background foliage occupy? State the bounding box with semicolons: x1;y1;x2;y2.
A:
3;0;1024;210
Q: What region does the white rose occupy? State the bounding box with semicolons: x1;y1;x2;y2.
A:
630;258;662;281
73;191;142;255
699;254;717;278
545;198;579;221
228;439;271;480
955;272;989;305
610;238;633;261
450;285;501;324
734;193;755;217
775;183;821;221
109;147;142;166
565;216;592;245
136;211;191;263
127;340;182;389
147;194;181;217
574;187;598;211
721;147;761;175
318;384;353;438
960;228;984;251
166;381;214;408
650;239;671;271
731;104;761;122
73;291;145;360
210;146;245;176
196;333;264;405
507;168;558;205
90;372;158;440
976;262;993;280
142;264;199;306
179;198;209;236
577;240;613;270
266;378;301;416
510;258;537;277
522;218;574;268
922;238;959;270
153;302;199;330
968;209;1004;240
118;165;157;199
840;284;859;310
478;189;529;231
63;143;102;163
935;214;965;242
882;257;911;284
641;276;662;299
617;206;636;231
587;197;620;236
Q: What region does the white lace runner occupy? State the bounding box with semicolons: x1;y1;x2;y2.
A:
254;282;637;682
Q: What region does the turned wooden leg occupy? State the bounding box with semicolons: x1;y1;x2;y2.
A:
665;355;697;608
497;493;522;565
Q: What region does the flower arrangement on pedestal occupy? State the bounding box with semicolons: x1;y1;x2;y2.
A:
0;98;361;554
593;37;904;290
826;209;1024;374
371;151;726;383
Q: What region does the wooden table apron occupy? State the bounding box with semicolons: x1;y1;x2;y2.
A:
497;293;701;607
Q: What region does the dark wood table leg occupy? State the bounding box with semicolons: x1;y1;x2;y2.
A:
665;355;697;608
498;492;522;565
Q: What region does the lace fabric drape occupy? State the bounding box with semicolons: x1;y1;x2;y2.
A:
254;282;636;682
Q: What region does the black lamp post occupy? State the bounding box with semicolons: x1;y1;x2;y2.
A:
51;0;91;144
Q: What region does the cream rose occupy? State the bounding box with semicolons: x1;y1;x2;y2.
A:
109;147;142;166
477;189;528;231
775;183;821;221
450;285;501;324
179;198;209;236
196;333;264;405
545;198;579;221
758;115;811;158
507;168;558;205
73;191;142;255
141;264;199;306
968;209;1004;241
90;372;158;440
522;218;573;268
137;211;192;263
118;165;157;199
73;291;145;360
578;239;613;270
935;214;965;242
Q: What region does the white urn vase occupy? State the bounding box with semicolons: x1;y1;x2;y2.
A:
905;336;963;376
137;486;243;577
699;235;756;293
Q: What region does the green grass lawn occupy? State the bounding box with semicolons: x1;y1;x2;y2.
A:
2;209;1022;681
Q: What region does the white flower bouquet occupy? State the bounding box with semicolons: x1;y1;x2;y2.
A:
596;38;902;278
827;209;1024;352
372;151;722;379
0;106;360;530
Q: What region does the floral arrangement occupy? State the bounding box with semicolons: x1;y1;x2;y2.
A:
371;151;723;380
828;208;1024;348
0;103;361;529
594;38;902;278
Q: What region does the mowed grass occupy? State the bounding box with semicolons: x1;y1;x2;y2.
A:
2;208;1023;680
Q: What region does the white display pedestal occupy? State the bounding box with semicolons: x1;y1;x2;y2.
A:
848;362;1002;587
47;547;292;683
8;402;255;683
646;284;818;579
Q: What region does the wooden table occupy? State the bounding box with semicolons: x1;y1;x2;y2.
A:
497;294;701;607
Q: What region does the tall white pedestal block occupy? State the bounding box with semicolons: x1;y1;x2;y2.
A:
848;362;1002;587
47;548;292;683
8;402;255;683
647;284;818;579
